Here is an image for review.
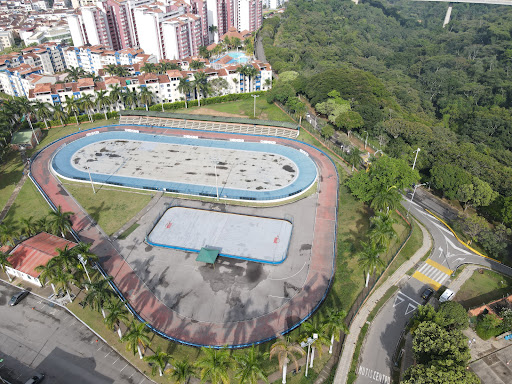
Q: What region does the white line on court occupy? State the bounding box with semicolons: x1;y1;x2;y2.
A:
268;259;308;281
268;295;288;299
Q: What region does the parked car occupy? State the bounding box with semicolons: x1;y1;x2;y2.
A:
421;287;434;301
9;290;29;306
24;373;44;384
439;289;455;303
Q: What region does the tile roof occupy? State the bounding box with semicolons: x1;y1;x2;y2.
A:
7;232;77;278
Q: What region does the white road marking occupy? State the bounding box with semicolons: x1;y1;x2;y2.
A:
393;295;405;307
105;350;112;358
405;303;417;316
358;366;391;384
120;363;128;372
129;371;136;379
112;357;120;365
396;291;421;306
445;238;471;255
138;378;146;384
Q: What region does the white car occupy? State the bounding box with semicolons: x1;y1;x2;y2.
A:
439;289;455;303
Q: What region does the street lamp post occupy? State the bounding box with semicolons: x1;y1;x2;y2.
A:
300;333;318;377
363;131;368;150
77;254;92;290
252;94;259;117
412;147;421;170
87;166;96;194
407;182;428;218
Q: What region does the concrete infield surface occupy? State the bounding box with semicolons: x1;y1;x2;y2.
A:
32;124;338;347
147;207;293;264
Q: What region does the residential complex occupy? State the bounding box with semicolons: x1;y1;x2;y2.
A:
67;0;262;61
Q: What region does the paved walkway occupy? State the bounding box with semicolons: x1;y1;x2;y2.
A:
0;166;29;222
30;125;339;347
334;221;432;384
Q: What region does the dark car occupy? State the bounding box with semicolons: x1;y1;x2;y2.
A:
9;290;29;306
421;287;434;301
24;374;44;384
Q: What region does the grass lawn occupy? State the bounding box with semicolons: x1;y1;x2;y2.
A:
454;269;512;309
179;98;295;122
0;150;25;211
2;179;52;227
61;182;154;235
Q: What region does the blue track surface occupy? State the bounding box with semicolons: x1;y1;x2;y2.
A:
52;131;317;201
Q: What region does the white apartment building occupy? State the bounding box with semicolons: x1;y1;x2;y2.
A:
0;30;15;50
0;64;44;97
21;43;67;74
63;45;156;74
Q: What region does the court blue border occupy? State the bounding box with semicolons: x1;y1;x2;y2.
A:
51;131;317;201
29;123;339;348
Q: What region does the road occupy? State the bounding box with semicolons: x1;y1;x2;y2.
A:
0;282;151;384
354;189;512;384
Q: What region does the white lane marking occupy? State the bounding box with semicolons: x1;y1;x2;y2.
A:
138;378;145;384
396;291;421;306
445;238;471;255
105;350;112;358
112;357;120;365
129;371;136;379
358;366;391;384
120;363;128;372
433;221;453;236
393;295;405;307
405;303;417;316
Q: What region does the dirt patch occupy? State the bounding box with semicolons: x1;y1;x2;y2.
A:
183;108;246;118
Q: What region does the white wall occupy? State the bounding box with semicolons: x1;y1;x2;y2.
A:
67;15;86;46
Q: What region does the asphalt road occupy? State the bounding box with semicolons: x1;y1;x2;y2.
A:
355;189;512;384
0;282;151;384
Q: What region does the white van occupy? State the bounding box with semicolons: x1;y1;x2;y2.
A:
439;289;455;303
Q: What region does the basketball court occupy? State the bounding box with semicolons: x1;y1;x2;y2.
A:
146;207;293;264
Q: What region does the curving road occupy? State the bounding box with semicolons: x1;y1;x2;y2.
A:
354;189;512;384
29;124;339;347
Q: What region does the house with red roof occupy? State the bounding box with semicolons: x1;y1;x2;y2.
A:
5;232;77;287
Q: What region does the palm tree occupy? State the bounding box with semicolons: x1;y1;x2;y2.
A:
108;84;124;111
104;298;130;339
123;89;138;110
33;101;53;129
190;60;205;70
346;146;362;171
193;71;209;107
234;345;269;384
168;358;196;384
36;216;51;233
209;25;218;43
104;64;118;77
141;62;157;74
196;347;235;384
301;317;330;361
236;66;248;93
178;78;192;108
64;95;80;126
116;66;130;77
323;308;349;354
0;223;17;247
35;257;62;291
16;97;39;144
55;245;79;272
121;320;151;359
371;186;401;214
0;251;12;281
79;94;95;122
369;213;398;248
65;67;86;82
269;336;305;384
245;65;259;93
95;90;111;119
198;46;211;60
357;240;386;287
48;205;73;237
53;107;67;126
83;276;114;318
139;87;153;111
49;267;75;302
20;216;37;237
143;347;171;376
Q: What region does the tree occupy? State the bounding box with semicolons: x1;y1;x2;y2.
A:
65;67;86;82
321;124;334;139
430;164;472;200
143;347;171;376
49;267;76;302
234;345;269;384
370;186;402;214
55;244;79;272
139;87;154;111
403;364;480;384
35;257;61;292
357;240;386;287
457;177;498;211
33;101;52;129
413;322;471;367
20;216;37;237
0;251;12;281
438;301;469;331
16;97;37;136
83;276;115;318
335;110;364;131
209;25;218;42
95;90;111;119
104;64;118;77
48;205;73;237
141;62;157;74
198;46;211;59
323;308;349;354
193;71;209;107
64;96;81;126
123;89;138;110
108;84;124;110
122;320;151;359
346;156;419;203
369;212;398;248
53;107;67;126
104;298;130;339
0;224;16;247
196;347;235;384
407;305;443;334
346;146;362;171
178;78;192;108
269;336;305;384
168;358;196;384
190;60;205;70
301;317;330;361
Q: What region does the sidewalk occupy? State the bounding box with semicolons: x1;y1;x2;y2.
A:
333;220;432;384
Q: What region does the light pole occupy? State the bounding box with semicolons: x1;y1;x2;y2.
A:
300;333;318;377
77;254;92;290
407;182;428;218
412;147;420;170
363;130;368;150
252;94;259;117
87;166;96;194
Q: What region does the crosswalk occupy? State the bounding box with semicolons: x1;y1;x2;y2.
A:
412;259;453;290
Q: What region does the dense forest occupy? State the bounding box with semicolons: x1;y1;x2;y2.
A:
262;0;512;257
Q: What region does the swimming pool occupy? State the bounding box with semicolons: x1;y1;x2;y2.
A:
212;51;249;65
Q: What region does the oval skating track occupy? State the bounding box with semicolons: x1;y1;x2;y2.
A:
30;124;339;347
